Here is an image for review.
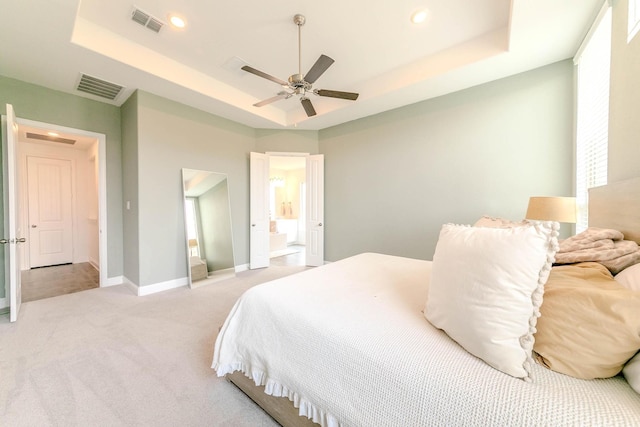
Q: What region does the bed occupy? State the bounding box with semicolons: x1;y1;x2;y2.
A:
212;177;640;426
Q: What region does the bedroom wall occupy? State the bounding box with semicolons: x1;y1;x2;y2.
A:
609;0;640;182
319;60;575;262
121;92;140;285
123;92;320;289
255;129;319;154
133;91;255;287
0;76;125;288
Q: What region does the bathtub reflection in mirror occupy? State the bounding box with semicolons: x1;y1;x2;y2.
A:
182;168;235;288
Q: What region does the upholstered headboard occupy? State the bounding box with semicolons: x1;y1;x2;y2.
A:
589;177;640;244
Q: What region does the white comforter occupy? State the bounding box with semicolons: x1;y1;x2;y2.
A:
212;253;640;426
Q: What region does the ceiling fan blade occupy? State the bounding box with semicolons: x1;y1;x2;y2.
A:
301;98;317;117
253;93;288;107
241;65;288;86
304;55;334;84
316;89;359;101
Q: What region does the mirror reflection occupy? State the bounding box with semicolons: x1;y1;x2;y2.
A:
182;169;235;287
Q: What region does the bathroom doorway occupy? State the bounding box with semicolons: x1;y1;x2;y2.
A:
268;155;306;266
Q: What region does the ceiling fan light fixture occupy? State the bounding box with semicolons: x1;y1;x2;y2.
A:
411;8;429;24
242;13;359;118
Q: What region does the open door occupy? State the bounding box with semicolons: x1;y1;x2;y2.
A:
305;155;324;266
249;152;270;269
2;104;24;322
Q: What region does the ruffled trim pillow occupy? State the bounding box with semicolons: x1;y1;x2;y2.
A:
425;221;559;381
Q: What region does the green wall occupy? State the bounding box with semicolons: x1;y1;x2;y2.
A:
0;76;124;300
121;92;140;285
127;92;320;288
319;60;575;261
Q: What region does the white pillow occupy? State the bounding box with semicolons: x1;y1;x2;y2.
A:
615;263;640;292
623;352;640;394
425;222;559;381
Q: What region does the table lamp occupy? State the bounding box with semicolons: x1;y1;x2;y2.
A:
188;238;199;257
525;196;577;223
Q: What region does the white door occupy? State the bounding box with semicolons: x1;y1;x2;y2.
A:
305;155;324;266
27;156;73;267
249;152;270;269
2;104;24;322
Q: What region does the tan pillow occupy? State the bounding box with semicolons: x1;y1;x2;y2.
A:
534;262;640;379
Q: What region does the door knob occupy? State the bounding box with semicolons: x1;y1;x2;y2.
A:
31;224;37;228
251;224;256;227
0;239;8;244
16;238;26;243
318;223;323;226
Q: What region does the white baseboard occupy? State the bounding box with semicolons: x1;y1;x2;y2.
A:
235;264;249;273
103;276;124;287
124;276;189;296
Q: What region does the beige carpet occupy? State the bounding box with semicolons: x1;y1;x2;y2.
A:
0;265;309;426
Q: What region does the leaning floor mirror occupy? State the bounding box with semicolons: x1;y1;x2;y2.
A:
182;168;236;288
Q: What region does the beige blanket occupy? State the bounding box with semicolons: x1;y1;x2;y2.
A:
555;227;640;274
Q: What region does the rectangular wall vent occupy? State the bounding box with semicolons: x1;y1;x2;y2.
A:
26;132;76;145
76;73;124;100
131;6;164;33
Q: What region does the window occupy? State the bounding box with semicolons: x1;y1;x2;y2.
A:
575;4;612;232
629;0;640;42
185;197;200;256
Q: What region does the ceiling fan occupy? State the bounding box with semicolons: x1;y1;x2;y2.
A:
242;14;359;117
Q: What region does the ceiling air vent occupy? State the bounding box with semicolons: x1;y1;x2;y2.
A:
76;73;124;100
131;6;164;33
26;132;76;145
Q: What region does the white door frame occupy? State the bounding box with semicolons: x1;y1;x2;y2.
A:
16;118;108;287
3;104;22;321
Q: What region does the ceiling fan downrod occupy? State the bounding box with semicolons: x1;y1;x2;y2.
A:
294;14;305;77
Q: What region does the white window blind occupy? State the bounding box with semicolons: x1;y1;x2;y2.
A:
574;4;611;233
629;0;640;42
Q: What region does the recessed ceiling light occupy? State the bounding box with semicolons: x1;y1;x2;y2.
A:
411;8;429;24
169;14;186;29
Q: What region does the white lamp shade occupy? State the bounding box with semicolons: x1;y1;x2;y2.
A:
525;197;577;223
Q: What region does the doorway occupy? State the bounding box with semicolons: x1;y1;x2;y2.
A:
249;152;324;269
15;120;106;302
268;155;307;266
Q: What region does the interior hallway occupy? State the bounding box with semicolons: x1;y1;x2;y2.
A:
21;263;99;302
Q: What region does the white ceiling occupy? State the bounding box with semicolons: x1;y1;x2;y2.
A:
0;0;601;130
